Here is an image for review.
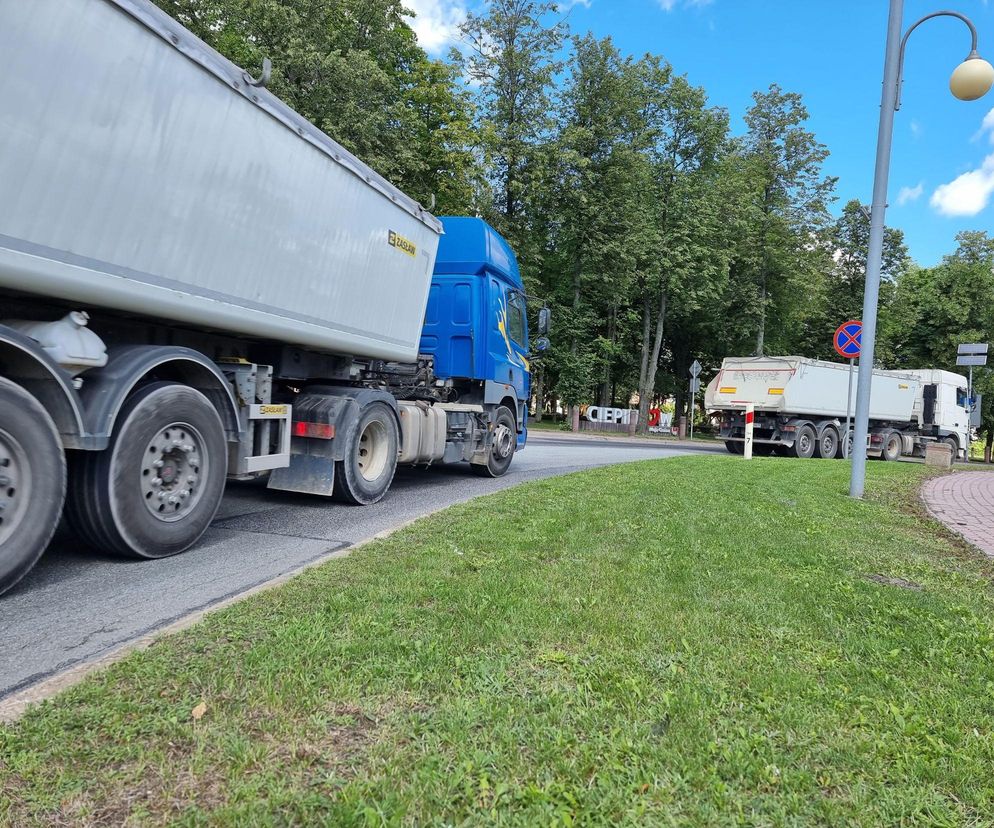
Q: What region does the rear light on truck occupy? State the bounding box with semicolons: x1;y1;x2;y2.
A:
293;422;335;439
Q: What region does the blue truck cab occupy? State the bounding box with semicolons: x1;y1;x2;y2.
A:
421;217;531;449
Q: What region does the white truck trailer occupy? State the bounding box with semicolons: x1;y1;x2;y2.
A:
0;0;545;595
705;356;970;461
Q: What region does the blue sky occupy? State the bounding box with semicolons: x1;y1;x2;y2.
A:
405;0;994;266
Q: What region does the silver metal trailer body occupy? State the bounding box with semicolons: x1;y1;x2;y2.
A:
0;0;441;363
706;357;920;421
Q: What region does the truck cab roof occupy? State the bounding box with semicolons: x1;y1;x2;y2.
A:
434;217;523;290
901;369;968;387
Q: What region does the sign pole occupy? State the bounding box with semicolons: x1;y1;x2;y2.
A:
957;345;988;456
688;360;702;443
689;379;694;442
845;357;855;459
834;320;864;460
744;403;754;460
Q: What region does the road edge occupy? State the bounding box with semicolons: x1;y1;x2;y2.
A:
0;511;442;722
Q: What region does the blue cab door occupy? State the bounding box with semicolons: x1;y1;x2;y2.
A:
489;278;530;444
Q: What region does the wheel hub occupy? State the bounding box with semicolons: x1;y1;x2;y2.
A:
140;423;206;522
0;427;29;546
493;424;515;459
356;420;389;482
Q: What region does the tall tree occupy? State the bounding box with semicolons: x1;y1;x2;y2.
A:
803;199;909;361
633;63;729;433
553;36;654;421
741;85;836;355
456;0;565;248
885;232;994;456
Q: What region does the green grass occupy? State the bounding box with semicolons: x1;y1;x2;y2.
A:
525;417;571;431
4;457;994;826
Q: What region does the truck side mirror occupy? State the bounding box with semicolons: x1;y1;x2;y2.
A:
537;307;551;336
533;336;550;353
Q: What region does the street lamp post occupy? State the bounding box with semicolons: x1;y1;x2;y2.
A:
849;1;994;499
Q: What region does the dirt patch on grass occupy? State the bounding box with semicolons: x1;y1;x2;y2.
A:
866;573;923;591
6;703;384;827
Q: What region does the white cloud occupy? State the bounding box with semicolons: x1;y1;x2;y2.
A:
897;181;924;205
403;0;466;54
932;110;994;217
910;119;922;138
931;155;994;216
657;0;713;10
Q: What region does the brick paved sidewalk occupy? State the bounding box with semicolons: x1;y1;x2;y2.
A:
921;471;994;558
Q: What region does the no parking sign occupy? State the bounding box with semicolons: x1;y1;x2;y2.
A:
834;321;862;359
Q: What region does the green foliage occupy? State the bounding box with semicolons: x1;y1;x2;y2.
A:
882;232;994;442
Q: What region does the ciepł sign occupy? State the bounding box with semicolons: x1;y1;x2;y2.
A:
586;406;636;425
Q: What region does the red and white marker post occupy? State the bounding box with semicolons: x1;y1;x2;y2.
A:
743;403;755;460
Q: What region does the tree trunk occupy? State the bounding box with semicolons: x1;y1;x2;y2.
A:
986;430;992;463
533;365;545;423
599;306;616;408
755;277;766;356
637;289;668;435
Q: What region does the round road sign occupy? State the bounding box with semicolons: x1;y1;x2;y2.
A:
833;320;862;359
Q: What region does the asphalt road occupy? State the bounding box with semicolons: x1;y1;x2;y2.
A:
0;435;721;700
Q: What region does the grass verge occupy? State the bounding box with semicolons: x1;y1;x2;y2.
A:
3;457;994;826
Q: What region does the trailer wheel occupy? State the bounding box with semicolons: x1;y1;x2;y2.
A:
816;427;839;459
881;432;902;462
724;440;743;455
0;378;66;595
471;406;517;477
793;425;817;459
333;402;398;505
66;382;227;558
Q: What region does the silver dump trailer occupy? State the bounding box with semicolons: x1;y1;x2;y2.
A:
1;0;441;362
705;356;970;461
0;0;535;596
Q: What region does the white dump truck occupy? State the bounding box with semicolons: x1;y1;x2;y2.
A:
0;0;546;595
705;356;970;461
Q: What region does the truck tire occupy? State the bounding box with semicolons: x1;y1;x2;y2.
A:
816;426;839;459
471;406;517;477
881;431;902;462
724;440;743;455
793;424;817;459
0;378;66;595
66;382;227;558
333;401;399;505
942;436;959;460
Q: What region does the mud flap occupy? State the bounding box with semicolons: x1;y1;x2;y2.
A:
267;453;335;496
